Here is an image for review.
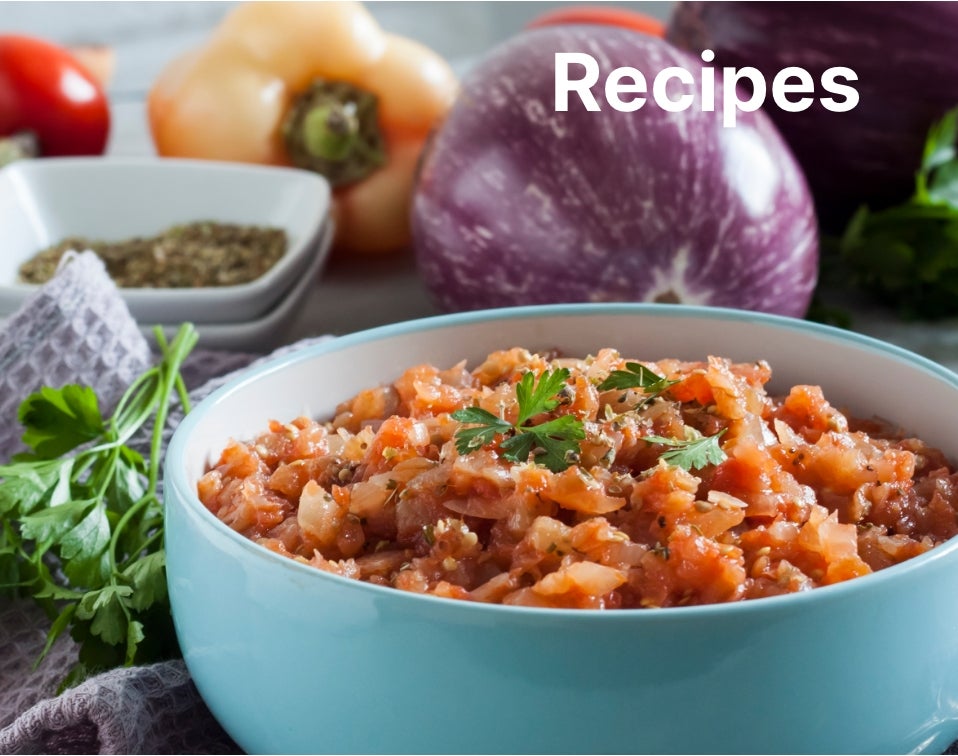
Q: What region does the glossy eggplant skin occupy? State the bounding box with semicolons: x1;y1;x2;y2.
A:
668;1;958;230
412;26;818;318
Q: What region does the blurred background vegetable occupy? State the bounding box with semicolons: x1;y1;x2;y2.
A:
67;44;115;90
527;5;665;36
412;26;818;318
148;0;458;257
0;35;110;166
667;1;958;233
835;107;958;319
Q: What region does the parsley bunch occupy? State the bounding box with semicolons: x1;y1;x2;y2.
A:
0;324;197;687
836;106;958;319
452;368;585;473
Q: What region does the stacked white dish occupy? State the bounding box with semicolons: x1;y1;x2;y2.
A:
0;157;333;351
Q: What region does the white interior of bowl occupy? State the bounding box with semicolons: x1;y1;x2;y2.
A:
0;158;330;323
169;305;958;490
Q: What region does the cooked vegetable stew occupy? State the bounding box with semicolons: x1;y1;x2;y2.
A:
198;348;958;609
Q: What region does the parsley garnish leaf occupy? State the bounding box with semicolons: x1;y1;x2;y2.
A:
514;368;569;425
501;414;585;471
598;362;676;394
452;367;584;472
498;432;535;465
645;430;727;472
450;407;511;455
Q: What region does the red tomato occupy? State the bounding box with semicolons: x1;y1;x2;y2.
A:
0;35;110;156
527;6;666;37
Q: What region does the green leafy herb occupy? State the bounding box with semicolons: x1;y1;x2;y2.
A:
452;368;585;473
514;367;570;424
644;429;727;472
449;406;512;453
499;414;585;473
0;324;197;686
835;105;958;319
597;362;677;410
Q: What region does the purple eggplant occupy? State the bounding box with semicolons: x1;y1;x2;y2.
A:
412;26;818;318
668;1;958;229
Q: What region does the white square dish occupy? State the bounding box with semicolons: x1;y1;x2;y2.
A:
0;157;332;324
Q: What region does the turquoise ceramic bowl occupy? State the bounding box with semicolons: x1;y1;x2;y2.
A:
164;304;958;754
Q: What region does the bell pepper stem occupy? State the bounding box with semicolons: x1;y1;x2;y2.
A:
283;80;386;188
302;103;356;162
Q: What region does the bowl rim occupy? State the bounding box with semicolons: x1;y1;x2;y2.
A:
0;156;330;303
165;302;958;621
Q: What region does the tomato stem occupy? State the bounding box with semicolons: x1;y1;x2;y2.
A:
283;80;386;188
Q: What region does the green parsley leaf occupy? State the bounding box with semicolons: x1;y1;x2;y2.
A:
18;385;104;459
61;503;112;587
598;362;675;394
19;498;95;546
597;361;678;413
109;447;148;506
126;620;146;666
37;603;77;666
60;502;110;563
450;407;512;455
514;368;570;425
500;414;585;473
452;365;585;472
644;430;727;472
0;459;63;516
76;584;134;646
123;551;168;612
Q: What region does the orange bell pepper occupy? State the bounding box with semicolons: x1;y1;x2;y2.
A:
148;1;457;257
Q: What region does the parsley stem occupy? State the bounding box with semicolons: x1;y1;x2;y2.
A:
109;492;153;574
92;445;121;504
120;526;162;571
107;325;196;575
111;368;161;441
148;325;198;491
69;453;98;485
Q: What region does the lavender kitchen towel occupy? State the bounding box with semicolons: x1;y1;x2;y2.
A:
0;253;152;462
